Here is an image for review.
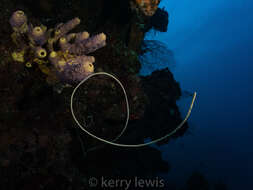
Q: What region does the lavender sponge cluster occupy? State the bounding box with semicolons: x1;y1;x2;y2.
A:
9;10;106;84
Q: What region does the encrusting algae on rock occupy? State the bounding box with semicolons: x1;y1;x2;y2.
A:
130;0;160;17
9;10;106;86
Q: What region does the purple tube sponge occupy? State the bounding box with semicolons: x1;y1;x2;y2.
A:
9;10;28;33
47;18;81;51
49;51;60;66
9;10;107;85
28;25;47;46
58;32;90;52
66;33;76;42
75;32;90;43
54;17;80;40
67;33;106;55
62;55;95;82
59;37;70;52
34;46;47;59
49;51;95;83
64;62;94;83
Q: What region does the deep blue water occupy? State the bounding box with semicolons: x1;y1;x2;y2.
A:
140;0;253;189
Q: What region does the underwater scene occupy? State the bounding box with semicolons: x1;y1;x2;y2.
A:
0;0;252;189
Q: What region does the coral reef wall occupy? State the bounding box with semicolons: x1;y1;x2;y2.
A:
0;0;184;189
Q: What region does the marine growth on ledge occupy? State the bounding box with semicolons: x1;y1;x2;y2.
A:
9;10;106;84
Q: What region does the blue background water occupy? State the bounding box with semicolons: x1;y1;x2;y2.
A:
140;0;253;189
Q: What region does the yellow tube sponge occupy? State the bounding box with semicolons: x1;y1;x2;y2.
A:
11;50;25;63
35;47;47;58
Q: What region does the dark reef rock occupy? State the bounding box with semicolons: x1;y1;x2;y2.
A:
119;68;187;147
0;0;188;189
145;8;169;32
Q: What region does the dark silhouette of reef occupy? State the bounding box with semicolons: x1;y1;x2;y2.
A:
145;8;169;32
0;0;189;189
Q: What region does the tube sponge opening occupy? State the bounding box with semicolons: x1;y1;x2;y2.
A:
9;10;27;28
